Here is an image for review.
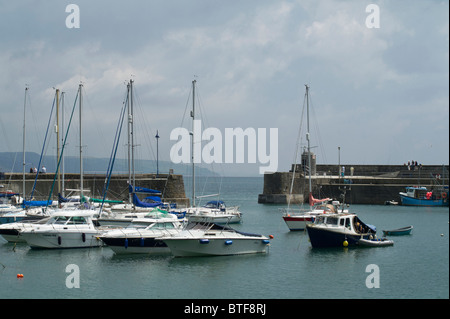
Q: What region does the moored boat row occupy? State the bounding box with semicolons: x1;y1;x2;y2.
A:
0;203;270;256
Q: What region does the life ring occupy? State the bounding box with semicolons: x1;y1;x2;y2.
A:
442;192;447;199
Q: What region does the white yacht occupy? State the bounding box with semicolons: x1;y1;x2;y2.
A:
160;222;271;257
97;207;183;228
186;201;242;224
20;210;104;249
99;215;185;255
0;216;51;243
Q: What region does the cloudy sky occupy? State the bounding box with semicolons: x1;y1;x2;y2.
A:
0;0;448;176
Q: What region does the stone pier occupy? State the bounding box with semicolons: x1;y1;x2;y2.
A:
258;164;449;205
1;172;189;207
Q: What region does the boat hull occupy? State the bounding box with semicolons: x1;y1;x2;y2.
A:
163;238;270;257
0;228;26;243
382;226;413;236
358;238;394;247
100;236;171;255
282;215;312;231
187;214;242;224
306;225;371;248
21;230;104;249
399;195;448;207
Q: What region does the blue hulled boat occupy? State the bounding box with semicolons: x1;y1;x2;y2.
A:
399;186;449;207
306;213;377;248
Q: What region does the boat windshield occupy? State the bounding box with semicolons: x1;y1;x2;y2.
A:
68;216;88;224
144;222;177;230
52;216;70;224
155;222;176;229
325;217;339;225
314;215;340;226
49;215;88;225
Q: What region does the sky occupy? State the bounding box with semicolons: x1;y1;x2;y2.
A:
0;0;448;177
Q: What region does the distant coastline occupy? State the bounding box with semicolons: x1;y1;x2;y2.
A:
0;151;218;177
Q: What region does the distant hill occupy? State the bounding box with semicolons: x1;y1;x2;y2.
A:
0;152;218;177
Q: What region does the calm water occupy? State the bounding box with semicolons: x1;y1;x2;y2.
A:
0;177;448;299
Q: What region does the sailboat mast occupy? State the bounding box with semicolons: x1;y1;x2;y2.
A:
61;92;65;198
305;84;312;193
22;86;28;200
130;79;135;192
191;79;196;207
56;89;60;195
78;83;83;198
126;82;131;204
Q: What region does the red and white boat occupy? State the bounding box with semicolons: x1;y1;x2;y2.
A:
282;193;345;231
280;85;346;231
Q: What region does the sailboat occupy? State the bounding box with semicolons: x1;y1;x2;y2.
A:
96;80;180;227
174;80;242;224
282;85;344;231
1;87;57;225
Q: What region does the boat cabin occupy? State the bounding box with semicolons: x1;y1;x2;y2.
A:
313;213;376;234
203;200;226;211
45;211;98;226
402;187;428;199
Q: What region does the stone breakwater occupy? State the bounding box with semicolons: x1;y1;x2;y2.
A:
2;172;189;207
258;164;449;205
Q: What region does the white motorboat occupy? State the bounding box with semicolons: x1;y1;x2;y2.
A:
160;222;271;257
0;216;51;243
20;209;104;249
186;201;242;224
99;215;185;255
0;203;22;215
306;212;377;248
97;207;183;228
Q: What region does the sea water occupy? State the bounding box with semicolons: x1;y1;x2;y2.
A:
0;177;448;299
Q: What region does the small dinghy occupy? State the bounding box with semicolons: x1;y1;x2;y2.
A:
382;225;413;236
358;238;394;247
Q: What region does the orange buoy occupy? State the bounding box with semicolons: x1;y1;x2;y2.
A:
269;235;274;239
17;274;24;278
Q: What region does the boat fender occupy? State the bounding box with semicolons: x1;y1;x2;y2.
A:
262;239;270;245
58;236;62;245
82;233;86;242
140;238;145;247
199;239;209;244
225;240;233;245
124;238;128;249
343;240;348;247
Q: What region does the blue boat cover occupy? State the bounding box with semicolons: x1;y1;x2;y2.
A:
203;201;225;208
128;185;161;195
132;193;162;208
23;200;52;207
